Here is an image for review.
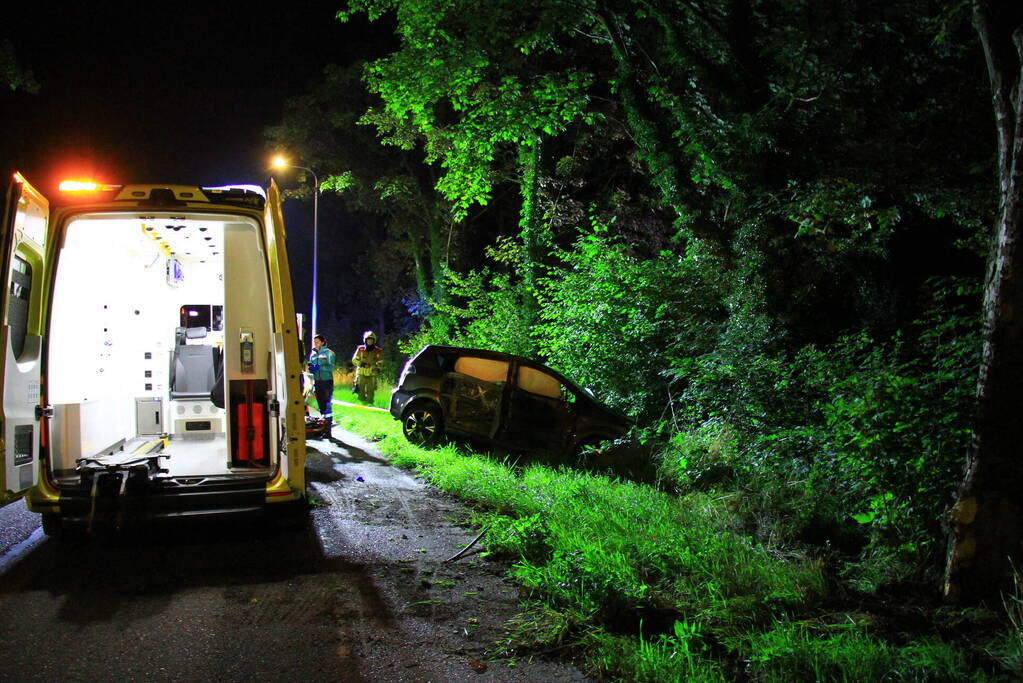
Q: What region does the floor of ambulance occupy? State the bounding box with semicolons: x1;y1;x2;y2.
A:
54;433;269;481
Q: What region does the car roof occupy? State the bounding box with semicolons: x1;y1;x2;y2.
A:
416;344;579;387
418;344;541;366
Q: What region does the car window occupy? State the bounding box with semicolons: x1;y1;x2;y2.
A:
516;365;562;399
454;356;510;384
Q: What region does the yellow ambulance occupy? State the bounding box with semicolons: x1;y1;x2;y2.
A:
0;173;307;535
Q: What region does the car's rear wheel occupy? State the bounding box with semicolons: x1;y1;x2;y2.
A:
402;402;444;447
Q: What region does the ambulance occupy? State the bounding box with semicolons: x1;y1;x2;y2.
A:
0;173;308;535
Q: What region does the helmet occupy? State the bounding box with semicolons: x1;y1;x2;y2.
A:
363;330;377;342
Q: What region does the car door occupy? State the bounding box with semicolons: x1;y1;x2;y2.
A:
500;363;577;453
1;173;50;506
440;355;509;439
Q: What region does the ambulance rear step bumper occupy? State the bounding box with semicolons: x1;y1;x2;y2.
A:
56;479;269;525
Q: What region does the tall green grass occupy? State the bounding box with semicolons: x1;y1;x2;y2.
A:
328;403;993;681
304;379;391;413
333;381;391;409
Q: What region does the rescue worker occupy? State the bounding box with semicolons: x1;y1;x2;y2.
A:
352;331;383;403
308;334;337;422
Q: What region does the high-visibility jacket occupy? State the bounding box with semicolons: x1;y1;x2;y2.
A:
308;346;336;381
353;344;382;377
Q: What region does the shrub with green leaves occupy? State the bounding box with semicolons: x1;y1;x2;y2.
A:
400;239;537;358
536;224;727;421
799;278;980;550
660;276;981;571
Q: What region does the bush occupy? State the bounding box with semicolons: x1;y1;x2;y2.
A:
400;238;537;357
661;276;981;571
536;225;727;421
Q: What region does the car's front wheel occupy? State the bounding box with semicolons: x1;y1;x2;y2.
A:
402;402;444;447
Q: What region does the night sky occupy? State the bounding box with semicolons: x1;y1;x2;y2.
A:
1;2;385;194
2;2;396;335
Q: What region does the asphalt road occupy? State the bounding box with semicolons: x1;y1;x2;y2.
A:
0;427;589;682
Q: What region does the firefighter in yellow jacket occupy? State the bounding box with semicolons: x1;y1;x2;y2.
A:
352;331;383;403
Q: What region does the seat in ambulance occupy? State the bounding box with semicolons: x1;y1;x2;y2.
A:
169;327;217;399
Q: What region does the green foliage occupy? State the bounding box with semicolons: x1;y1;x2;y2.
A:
604;278;976;594
735;625;979;682
536;223;727;419
281;0;1006;671
803;278;980;545
657;277;981;568
399;238;536;356
341;0;595;220
991;563;1023;677
483;513;553;563
657;421;740;490
331;380;392;410
394;216;982;585
585;621;725;683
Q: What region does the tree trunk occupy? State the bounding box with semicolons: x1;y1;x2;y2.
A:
410;240;430;300
945;3;1023;605
428;217;446;303
519;137;543;269
518;135;546;318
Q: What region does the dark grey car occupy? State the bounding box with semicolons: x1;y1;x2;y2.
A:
389;345;630;455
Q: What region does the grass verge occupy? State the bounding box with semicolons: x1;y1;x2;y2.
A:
328;403;1004;681
331;381;391;410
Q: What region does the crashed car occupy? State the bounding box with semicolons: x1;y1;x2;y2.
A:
390;345;630;455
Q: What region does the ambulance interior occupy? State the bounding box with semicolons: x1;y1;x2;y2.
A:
46;213;278;483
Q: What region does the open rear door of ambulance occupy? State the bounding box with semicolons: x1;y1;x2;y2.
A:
1;173;49;506
263;180;306;497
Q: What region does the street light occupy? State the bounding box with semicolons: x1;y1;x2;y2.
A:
272;155;320;338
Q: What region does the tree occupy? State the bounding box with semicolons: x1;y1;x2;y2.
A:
267;63;455;304
339;0;597;297
0;39;38;93
945;0;1023;605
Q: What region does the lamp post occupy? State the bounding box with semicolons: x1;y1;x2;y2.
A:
272;156;319;338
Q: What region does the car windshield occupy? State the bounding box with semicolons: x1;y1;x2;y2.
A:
532;363;590;401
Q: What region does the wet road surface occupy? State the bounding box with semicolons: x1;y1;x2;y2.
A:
0;428;589;682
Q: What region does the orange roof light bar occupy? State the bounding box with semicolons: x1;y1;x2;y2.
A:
58;179;121;193
59;180;97;192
